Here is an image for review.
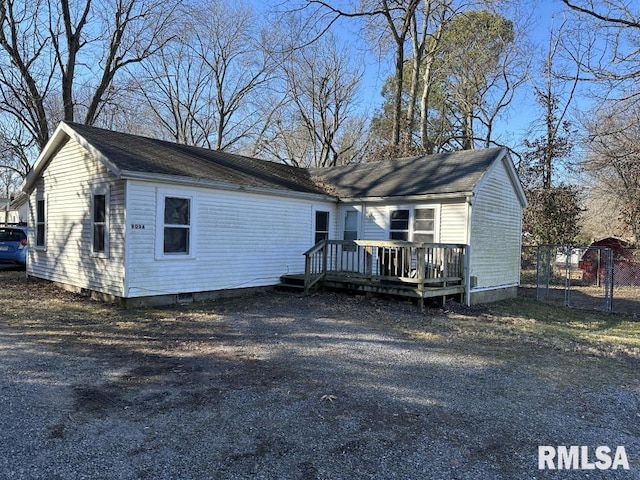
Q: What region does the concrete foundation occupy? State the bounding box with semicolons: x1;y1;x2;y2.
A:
469;285;518;305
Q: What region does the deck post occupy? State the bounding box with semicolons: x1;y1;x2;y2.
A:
417;245;425;312
304;254;311;294
366;247;373;276
322;243;328;276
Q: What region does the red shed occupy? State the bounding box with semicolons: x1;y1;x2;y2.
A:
579;237;639;285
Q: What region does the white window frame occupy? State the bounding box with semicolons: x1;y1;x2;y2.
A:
388;208;410;241
413;206;438;243
155;190;196;260
35;194;46;250
91;188;110;258
387;205;439;243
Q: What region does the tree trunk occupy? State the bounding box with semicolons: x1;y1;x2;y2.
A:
392;48;404;147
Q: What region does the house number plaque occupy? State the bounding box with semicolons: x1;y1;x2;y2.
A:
131;224;145;229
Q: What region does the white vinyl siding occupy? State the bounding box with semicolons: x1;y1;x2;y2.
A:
469;158;523;289
124;181;336;298
439;202;468;244
26;138;125;297
362;205;388;240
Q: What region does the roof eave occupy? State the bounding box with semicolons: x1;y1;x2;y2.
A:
336;191;474;203
120;170;338;203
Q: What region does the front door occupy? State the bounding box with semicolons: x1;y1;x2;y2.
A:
341;208;361;272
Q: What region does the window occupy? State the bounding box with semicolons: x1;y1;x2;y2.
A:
36;198;45;248
413;208;435;243
388;207;438;242
343;210;358;251
92;193;108;255
389;209;409;240
315;211;329;244
163;196;191;254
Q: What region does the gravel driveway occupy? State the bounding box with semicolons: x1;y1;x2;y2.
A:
0;272;638;479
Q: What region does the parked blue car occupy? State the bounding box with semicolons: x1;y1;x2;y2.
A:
0;226;28;266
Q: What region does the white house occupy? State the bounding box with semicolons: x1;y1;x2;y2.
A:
21;122;527;306
8;192;28;224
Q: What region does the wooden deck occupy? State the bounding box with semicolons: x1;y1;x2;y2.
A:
282;240;468;309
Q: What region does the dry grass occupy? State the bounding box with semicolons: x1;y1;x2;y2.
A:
3;272;638;361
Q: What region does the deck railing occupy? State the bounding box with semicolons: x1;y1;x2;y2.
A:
303;239;467;295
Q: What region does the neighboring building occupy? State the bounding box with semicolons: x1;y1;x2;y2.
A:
8;192;28;224
0;196;10;224
580;237;640;286
0;193;27;225
21;122;527;306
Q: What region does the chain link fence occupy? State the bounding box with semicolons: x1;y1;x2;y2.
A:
520;245;640;315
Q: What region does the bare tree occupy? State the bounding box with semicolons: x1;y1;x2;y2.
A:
0;120;35;177
138;0;275;151
138;40;214;146
519;17;583;189
256;34;367;168
583;101;640;245
304;0;419;151
0;0;176;172
560;0;640;86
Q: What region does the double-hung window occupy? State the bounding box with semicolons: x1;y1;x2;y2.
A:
314;211;329;244
92;192;109;256
36;197;46;248
413;208;435;243
163;196;191;255
389;209;410;240
388;207;437;242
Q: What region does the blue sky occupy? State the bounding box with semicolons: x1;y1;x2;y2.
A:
252;0;589;152
352;0;577;150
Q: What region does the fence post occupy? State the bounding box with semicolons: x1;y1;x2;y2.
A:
604;248;614;312
564;246;571;307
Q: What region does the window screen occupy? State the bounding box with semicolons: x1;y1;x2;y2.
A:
36;199;45;247
315;211;329;244
93;194;107;254
389;209;409;240
413;208;435;243
164;197;191;254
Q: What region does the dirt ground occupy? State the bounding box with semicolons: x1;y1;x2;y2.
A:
0;271;638;479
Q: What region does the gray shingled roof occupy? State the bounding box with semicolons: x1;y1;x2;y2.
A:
310;148;506;198
64;122;326;196
61;123;507;199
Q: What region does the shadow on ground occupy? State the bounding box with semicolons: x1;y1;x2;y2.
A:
0;272;638;479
